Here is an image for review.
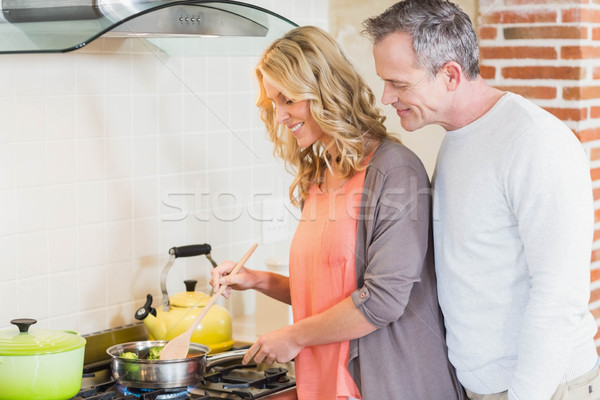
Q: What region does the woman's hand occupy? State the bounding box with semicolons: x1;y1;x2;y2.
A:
210;260;259;298
242;325;302;365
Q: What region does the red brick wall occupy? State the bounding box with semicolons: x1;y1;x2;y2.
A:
477;0;600;349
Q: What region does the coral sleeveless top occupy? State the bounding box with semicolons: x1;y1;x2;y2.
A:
289;166;368;400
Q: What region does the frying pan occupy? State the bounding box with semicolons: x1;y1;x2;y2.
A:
106;340;246;389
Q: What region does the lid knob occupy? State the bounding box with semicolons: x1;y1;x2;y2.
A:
184;279;197;292
10;318;37;333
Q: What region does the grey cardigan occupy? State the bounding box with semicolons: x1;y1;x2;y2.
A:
348;140;464;400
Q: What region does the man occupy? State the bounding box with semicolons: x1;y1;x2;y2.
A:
363;1;600;399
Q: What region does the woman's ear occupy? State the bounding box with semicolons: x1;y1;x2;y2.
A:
440;61;462;92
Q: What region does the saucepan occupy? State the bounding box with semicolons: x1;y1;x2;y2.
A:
106;340;246;389
0;318;86;400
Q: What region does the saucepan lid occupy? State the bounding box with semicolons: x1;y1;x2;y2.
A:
0;318;86;356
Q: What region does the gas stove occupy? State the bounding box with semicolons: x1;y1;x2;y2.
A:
71;324;296;400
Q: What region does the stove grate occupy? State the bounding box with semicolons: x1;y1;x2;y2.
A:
119;386;190;399
70;386;216;400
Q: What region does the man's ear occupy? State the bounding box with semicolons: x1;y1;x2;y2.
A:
440;61;462;91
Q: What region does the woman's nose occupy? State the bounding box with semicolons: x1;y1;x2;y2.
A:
275;105;289;124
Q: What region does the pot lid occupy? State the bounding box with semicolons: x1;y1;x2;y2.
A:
170;280;210;308
0;318;86;356
0;0;297;54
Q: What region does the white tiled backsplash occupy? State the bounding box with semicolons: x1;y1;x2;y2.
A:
0;0;328;334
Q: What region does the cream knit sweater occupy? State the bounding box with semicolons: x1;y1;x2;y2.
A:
433;93;598;400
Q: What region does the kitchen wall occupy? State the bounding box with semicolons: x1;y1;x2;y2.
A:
0;0;327;335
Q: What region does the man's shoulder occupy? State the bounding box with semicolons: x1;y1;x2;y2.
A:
485;92;574;147
502;92;567;129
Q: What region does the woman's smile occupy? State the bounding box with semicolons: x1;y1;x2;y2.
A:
290;121;305;135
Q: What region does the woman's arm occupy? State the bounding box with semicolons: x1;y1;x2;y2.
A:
211;261;291;304
243;297;376;364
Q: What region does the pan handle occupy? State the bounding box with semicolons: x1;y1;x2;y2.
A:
206;349;248;368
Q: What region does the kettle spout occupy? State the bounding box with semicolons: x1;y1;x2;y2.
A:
135;294;166;339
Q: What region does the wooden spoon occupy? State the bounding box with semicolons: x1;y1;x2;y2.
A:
159;243;258;360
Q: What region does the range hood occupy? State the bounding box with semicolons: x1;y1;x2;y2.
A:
0;0;297;54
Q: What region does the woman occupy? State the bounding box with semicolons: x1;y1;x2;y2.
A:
211;25;464;400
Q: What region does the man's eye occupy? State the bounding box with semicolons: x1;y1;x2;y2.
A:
392;83;410;91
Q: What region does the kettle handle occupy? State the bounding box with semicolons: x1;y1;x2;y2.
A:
169;244;218;268
169;244;212;258
160;243;218;311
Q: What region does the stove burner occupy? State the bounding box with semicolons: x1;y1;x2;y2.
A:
71;384;215;400
265;367;291;382
118;385;190;400
205;363;258;382
206;364;292;391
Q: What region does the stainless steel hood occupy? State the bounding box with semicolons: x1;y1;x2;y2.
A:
0;0;297;54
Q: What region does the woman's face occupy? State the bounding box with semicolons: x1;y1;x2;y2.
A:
262;75;328;149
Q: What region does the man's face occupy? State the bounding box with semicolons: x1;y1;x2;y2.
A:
373;32;446;132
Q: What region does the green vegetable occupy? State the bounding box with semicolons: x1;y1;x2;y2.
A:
148;346;163;360
118;346;162;360
119;352;138;360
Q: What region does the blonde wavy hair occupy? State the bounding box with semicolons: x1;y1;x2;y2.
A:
255;25;397;207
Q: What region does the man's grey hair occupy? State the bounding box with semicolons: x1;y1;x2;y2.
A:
363;0;480;80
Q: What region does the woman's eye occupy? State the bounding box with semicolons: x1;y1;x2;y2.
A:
285;99;293;105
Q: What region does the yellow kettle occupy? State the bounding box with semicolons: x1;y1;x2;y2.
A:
135;244;234;354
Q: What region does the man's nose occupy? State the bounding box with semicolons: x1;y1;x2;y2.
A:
381;84;398;106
